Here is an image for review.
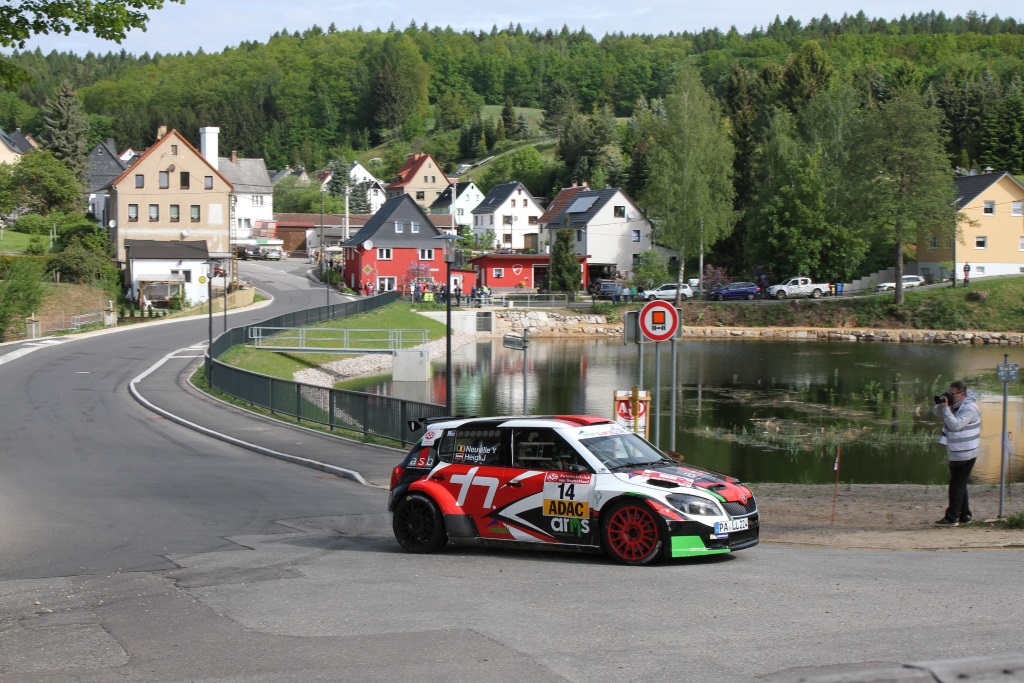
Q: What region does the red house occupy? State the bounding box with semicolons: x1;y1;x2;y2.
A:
343;194;476;294
471;253;588;292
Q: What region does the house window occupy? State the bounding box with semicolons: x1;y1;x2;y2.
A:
170;205;180;222
170;269;192;283
394;221;404;233
503;233;512;244
204;176;213;190
1019;236;1024;251
170;144;178;155
1014;201;1024;216
977;266;986;274
252;195;264;206
410;222;420;233
975;235;987;249
423;176;429;183
377;248;392;260
190;205;200;222
984;200;995;215
614;205;626;218
489;215;494;225
503;215;514;225
522;199;528;207
180;172;190;189
632;229;641;243
494;268;505;278
135;174;144;188
159;171;169;189
128;204;139;222
928;236;938;249
149;204;159;221
528;216;538;224
576;229;583;242
416;191;425;200
419;248;434;260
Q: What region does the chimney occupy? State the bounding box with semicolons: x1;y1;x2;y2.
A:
156;125;167;139
199;126;220;171
231;150;237;164
983;166;994;174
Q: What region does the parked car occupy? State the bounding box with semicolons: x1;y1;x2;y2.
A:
588;278;616;296
876;275;925;291
646;283;694;301
237;244;261;260
593;280;621;300
706;282;761;301
388;415;759;565
767;276;831;299
261;248;283;261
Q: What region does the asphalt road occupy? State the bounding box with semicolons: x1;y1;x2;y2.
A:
0;259;1021;682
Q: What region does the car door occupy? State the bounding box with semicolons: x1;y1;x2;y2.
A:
481;427;597;546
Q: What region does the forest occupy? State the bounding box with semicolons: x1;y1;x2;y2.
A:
2;9;1024;282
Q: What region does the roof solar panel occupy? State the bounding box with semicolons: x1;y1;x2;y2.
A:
566;195;598;213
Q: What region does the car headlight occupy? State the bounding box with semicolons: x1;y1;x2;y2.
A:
666;493;723;518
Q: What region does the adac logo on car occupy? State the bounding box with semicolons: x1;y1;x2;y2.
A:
543;499;589;518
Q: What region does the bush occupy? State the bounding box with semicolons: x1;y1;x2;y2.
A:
1000;511;1024;529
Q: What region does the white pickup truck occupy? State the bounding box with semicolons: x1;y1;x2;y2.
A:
767;277;831;299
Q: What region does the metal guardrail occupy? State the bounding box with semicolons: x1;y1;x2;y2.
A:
207;291;446;445
249;327;429;354
494;293;569;308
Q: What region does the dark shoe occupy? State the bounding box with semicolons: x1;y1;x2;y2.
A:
959;515;972;524
935;518;959;527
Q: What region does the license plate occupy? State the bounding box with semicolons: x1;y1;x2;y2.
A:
714;518;749;535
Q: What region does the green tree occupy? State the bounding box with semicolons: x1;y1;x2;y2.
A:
548;227;580;299
0;257;45;340
478;146;555;197
847;91;957;303
365;33;430;138
39;80;89;180
640;65;736;303
11;150;82;215
0;0;183;85
50;236;111;284
781;41;835;113
631;250;670;290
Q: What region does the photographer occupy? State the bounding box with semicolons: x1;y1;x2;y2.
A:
931;380;981;526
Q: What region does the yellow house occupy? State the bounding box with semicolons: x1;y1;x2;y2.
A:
109;128;233;264
920;171;1024;283
384;153;451;209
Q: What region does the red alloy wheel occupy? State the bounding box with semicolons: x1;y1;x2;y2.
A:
603;502;663;565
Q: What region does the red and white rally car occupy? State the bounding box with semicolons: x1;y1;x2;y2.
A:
388;415;759;565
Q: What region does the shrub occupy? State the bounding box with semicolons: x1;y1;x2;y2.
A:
1000;511;1024;529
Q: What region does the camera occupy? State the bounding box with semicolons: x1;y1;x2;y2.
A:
934;392;952;404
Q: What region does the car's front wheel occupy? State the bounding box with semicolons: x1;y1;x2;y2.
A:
716;294;725;301
745;293;755;300
392;493;448;553
774;291;786;299
602;500;664;565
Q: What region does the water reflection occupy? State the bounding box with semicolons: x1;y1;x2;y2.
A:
349;338;1024;485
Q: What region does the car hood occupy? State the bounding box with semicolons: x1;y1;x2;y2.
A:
614;464;753;504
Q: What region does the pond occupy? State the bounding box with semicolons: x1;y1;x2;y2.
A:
345;338;1024;486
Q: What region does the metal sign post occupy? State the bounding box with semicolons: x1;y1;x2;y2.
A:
630;301;681;448
996;355;1019;518
503;328;529;414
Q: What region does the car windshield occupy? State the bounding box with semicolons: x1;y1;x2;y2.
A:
578;433;671;470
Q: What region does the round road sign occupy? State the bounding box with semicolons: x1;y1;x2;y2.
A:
638;300;679;342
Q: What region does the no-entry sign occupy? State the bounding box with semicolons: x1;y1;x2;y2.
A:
638;300;680;342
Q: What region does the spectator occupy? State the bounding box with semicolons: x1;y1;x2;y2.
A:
454;284;462;307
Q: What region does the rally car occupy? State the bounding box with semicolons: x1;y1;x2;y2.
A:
388;415;758;565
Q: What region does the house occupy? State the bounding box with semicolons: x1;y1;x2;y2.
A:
342;194;472;293
430;180;484;230
385;153;450;209
205;132;274;244
540;186;653;283
918;170;1024;282
349;161;387;214
0;128;38;164
273;212;374;255
123;239;213;306
471;182;544;251
85;138;128;228
108;127;233;265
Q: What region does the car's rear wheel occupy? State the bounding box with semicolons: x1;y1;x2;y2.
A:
392;493;447;553
810;289;822;299
602;501;664;565
648;295;657;301
716;294;725;301
745;293;754;300
775;291;786;299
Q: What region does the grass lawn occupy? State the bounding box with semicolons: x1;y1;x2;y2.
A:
217;302;450;379
0;229;43;253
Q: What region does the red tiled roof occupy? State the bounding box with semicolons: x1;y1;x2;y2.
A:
540;185;588;224
386;153;436;188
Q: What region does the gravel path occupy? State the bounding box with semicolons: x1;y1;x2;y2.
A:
293;331;477;387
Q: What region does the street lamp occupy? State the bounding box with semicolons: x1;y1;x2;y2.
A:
320;187;330;307
435;233;460;414
203;259;218;384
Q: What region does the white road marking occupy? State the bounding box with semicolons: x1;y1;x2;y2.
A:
0;338;74;366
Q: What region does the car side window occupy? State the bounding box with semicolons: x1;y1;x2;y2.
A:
511;428;588;471
440;428;504;466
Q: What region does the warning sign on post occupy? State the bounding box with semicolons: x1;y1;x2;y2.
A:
638;301;681;342
614;390;651;438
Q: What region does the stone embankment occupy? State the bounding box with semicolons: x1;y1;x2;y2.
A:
494;310;1024;345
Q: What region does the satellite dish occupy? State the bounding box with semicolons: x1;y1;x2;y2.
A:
363;239;374;251
512;215;518;222
181;229;190;238
627;212;636;220
108;219;116;228
167;164;175;172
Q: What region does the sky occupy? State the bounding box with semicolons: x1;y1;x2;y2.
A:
13;0;1024;56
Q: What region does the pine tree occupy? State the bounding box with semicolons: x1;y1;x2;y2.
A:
549;227;580;299
40;80;89;181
